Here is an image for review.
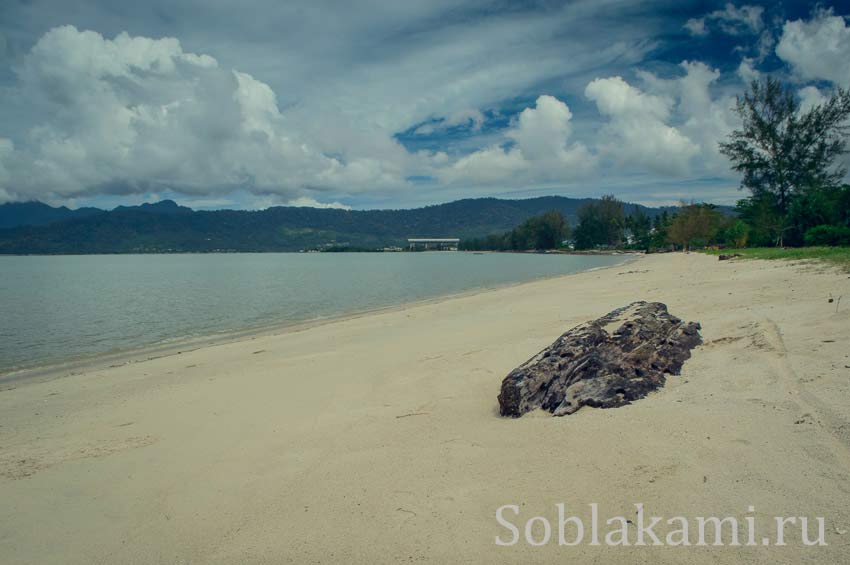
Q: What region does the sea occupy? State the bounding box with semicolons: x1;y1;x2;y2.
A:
0;252;630;374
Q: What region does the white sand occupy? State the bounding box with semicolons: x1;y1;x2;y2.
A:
1;253;849;563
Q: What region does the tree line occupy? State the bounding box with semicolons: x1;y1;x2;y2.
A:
568;197;744;251
460;210;570;250
459;195;794;253
460;198;735;252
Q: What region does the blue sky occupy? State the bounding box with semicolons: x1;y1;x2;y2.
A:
0;0;847;211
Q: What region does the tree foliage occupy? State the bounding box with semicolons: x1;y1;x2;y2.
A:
723;220;750;249
804;225;850;246
719;77;850;247
720;77;850;214
666;203;722;251
649;211;672;251
625;208;652;248
461;210;570;251
573;195;626;250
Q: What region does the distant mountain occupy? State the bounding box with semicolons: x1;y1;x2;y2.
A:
0;196;693;254
112;199;193;215
0;201;102;229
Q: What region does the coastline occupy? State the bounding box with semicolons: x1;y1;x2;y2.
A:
0;253;639;386
2;252;850;563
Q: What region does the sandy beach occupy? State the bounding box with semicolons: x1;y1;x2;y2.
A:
2;252;849;563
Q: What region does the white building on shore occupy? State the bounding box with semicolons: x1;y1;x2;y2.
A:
407;238;460;251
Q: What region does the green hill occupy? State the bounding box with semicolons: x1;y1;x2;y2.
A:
0;196;682;254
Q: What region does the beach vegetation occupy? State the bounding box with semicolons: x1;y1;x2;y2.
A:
460;210;570;251
803;225;850;247
719;77;850;248
647;211;673;251
625;208;652;249
573;195;626;250
701;246;850;270
722;220;750;249
666;203;722;251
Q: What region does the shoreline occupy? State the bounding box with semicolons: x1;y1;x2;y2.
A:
3;252;849;563
0;253;639;387
0;249;637;256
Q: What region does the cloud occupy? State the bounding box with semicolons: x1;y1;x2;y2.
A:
0;2;772;208
0;26;408;203
585;76;698;176
0;138;12;203
683;18;708;37
798;86;828;113
737;57;761;83
674;61;739;173
285;197;352;210
684;3;764;37
776;8;850;86
438;95;594;185
0;2;663;206
586;61;740;178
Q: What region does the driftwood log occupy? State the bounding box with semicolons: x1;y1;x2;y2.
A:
498;301;702;417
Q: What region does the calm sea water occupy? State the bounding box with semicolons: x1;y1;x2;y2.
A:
0;252;629;374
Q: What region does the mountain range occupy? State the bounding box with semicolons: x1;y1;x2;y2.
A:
0;196;686;254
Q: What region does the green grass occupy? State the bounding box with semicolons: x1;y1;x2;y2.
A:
700;246;850;270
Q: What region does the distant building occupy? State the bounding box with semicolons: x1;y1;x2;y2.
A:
407;238;460;251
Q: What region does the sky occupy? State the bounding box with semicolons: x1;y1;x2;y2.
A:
0;0;848;211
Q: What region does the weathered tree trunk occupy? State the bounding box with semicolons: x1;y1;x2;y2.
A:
498;301;702;417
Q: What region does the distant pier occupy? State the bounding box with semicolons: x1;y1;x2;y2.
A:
407;238;460;251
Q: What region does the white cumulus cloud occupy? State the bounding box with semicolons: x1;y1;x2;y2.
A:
776;8;850;86
737;57;761;83
0;25;406;203
586;61;740;178
585;76;698;176
438;95;595;186
798;86;828;113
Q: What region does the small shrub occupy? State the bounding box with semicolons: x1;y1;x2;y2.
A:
804;225;850;246
724;220;750;249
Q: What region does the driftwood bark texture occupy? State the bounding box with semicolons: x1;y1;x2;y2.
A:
498;301;702;417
